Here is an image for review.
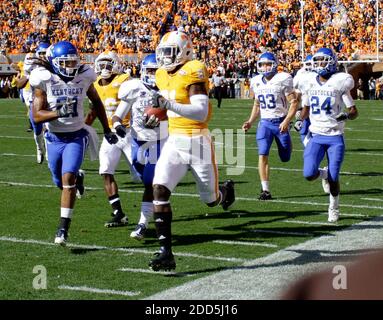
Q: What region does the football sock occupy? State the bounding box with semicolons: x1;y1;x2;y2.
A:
154;211;172;251
329;194;339;209
109;194;123;214
138;202;153;227
261;181;269;192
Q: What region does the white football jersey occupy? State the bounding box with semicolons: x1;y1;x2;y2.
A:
30;65;97;133
302;72;354;136
250;72;294;119
116;79;168;141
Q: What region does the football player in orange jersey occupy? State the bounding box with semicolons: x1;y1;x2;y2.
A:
147;31;235;271
86;51;139;228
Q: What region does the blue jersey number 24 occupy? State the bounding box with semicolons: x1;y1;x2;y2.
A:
310;96;332;115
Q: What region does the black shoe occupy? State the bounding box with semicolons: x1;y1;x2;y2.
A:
259;190;272;200
149;248;176;271
75;170;85;199
221;179;235;211
104;210;128;228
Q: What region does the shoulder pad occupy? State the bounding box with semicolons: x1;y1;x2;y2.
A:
29;67;51;87
182;60;208;82
118;79;142;100
333;72;354;91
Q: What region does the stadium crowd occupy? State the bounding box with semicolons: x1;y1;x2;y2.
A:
0;0;381;77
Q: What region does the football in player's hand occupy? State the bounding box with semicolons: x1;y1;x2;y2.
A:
144;107;168;121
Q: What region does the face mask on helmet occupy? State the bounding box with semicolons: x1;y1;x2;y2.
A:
95;59;114;79
52;55;80;79
303;55;313;72
95;52;121;79
49;41;80;80
312;49;337;78
257;52;278;77
155;31;193;71
36;43;50;60
141;54;158;87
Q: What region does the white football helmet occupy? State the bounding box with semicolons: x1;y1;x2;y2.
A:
156;31;193;71
94;51;122;79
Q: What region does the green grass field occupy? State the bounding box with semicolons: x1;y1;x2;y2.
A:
0;97;382;300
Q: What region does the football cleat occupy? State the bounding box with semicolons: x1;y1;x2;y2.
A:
130;223;147;240
328;207;339;223
221;179;235;211
259;190;272;200
75;169;85;199
321;167;330;194
54;228;68;246
104;210;128;228
149;248;176;271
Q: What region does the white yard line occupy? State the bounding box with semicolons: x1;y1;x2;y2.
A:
361;198;383;202
58;285;139;297
0;235;248;263
250;229;313;237
283;219;340;226
145;216;383;300
118;267;192;277
212;240;278;248
1;180;382;210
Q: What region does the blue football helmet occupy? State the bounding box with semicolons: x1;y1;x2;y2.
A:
257;52;278;77
303;54;313;72
312;48;337;78
36;42;50;60
47;41;80;80
141;53;158;87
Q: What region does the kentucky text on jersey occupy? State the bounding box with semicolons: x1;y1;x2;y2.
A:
307;89;338;97
51;87;84;96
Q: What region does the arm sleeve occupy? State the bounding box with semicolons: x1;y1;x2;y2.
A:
114;100;132;120
342;91;354;108
167;94;209;122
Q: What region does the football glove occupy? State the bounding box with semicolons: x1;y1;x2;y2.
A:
150;91;171;109
104;130;118;145
144;114;160;129
294;120;303;131
114;124;126;138
56;101;76;118
335;112;349;122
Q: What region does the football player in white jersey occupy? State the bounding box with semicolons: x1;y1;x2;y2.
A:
112;53;168;240
30;41;118;245
16;43;50;164
242;52;298;200
293;54;315;145
85;50;135;228
300;48;358;222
